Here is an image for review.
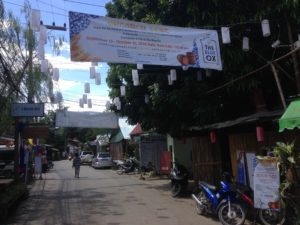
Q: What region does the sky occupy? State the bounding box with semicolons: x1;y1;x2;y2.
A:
3;0;112;112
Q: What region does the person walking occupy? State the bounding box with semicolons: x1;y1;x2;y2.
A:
72;153;81;178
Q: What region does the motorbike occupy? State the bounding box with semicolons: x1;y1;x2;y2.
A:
117;158;136;174
192;172;246;225
170;162;189;197
234;182;285;225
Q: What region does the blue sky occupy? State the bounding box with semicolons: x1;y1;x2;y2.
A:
3;0;112;112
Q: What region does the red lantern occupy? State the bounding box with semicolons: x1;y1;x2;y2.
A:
256;126;264;142
210;131;216;143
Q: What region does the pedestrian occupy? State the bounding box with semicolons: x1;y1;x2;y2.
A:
34;149;43;180
72;153;81;178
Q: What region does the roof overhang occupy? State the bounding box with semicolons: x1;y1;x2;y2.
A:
279;99;300;132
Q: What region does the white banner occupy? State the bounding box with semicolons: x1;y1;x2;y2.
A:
69;11;222;71
56;111;119;129
254;158;280;209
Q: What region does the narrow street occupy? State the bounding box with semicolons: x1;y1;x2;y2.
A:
4;160;220;225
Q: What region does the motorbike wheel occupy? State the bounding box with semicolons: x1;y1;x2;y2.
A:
218;203;246;225
171;183;181;197
195;190;208;215
259;208;285;225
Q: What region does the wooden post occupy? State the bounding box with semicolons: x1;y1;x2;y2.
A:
14;117;20;180
270;63;287;109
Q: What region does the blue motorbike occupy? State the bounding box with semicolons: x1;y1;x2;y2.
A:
192;173;246;225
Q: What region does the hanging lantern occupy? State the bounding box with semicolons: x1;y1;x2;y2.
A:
144;94;149;103
168;74;173;85
261;19;271;37
52;68;59;81
55;92;63;103
205;69;211;77
30;9;41;32
91;62;98;66
90;66;96;79
170;69;177;81
79;98;84;108
87;99;92;108
82;94;87;104
210;131;217;143
84;82;90;93
132;70;139;86
221;27;231;44
182;65;189;71
95;73;101;85
137;64;144;70
197;70;203;81
120;85;126;96
242;37;249;51
105;101;111;110
40;59;48;73
37;42;45;60
39;25;47;44
256;126;264;142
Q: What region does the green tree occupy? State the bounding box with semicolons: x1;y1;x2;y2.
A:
0;0;54;135
105;0;300;137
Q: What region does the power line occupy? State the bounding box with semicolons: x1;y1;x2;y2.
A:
63;0;105;8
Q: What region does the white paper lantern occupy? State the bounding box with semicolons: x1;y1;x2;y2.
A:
137;64;144;69
242;37;249;51
55;92;63;103
95;72;101;85
144;94;149;103
113;97;120;105
37;42;45;60
52;68;59;81
40;59;48;73
132;69;139;86
87;99;92;108
182;65;189;71
197;70;203;81
221;27;231;44
170;69;177;81
84;82;90;93
79;98;84;108
91;62;98;66
90;66;96;79
39;25;47;44
30;9;41;32
120;85;126;96
261;19;271;37
105;101;111;110
168;74;173;85
116;101;121;110
205;69;211;77
82;94;87;104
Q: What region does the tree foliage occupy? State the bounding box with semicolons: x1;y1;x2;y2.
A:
0;0;54;135
105;0;300;137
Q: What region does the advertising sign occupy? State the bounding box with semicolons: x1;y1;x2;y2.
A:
56;111;119;129
69;11;222;70
254;158;280;209
11;103;44;117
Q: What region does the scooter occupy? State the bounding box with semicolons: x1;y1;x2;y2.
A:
192;172;246;225
117;158;136;174
170;162;189;197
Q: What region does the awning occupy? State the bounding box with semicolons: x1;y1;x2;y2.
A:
279;99;300;132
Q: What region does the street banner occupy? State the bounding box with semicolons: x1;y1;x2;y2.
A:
56;111;119;129
253;157;280;209
69;11;222;70
11;103;44;117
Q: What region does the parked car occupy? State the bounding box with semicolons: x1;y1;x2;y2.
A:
92;152;112;169
80;151;94;164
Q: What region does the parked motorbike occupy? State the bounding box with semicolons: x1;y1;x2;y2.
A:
170;162;189;197
117;158;136;174
234;182;285;225
192;172;246;225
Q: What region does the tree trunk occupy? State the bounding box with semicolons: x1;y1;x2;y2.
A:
285;12;300;94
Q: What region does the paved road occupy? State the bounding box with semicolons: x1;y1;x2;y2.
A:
4;160;221;225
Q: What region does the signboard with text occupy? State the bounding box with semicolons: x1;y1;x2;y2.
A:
11;103;44;117
69;11;222;70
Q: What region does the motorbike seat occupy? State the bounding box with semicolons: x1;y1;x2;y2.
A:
199;181;217;192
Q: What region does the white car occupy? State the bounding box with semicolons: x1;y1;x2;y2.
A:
80;151;94;164
92;152;112;168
